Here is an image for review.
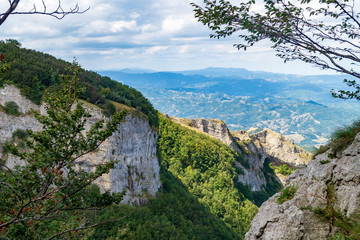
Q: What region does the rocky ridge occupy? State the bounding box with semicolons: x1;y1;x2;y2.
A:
0;85;161;205
170;117;312;192
245;133;360;240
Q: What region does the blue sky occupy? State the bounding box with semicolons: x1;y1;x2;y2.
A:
1;0;334;75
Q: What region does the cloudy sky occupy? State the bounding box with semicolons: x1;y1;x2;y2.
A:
0;0;333;75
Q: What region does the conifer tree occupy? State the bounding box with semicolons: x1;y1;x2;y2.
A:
0;63;126;239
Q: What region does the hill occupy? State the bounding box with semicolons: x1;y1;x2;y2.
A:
0;39;158;126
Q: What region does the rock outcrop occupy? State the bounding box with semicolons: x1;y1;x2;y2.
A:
170;117;312;192
0;85;161;205
245;133;360;240
251;129;312;166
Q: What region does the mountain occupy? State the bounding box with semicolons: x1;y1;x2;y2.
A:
0;40;293;239
169;116;312;205
99;69;360;150
2;41;355;239
0;41;312;238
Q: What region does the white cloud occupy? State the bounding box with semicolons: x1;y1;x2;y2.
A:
162;16;185;33
145;46;168;54
0;0;331;75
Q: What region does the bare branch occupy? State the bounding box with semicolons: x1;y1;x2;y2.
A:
0;0;89;25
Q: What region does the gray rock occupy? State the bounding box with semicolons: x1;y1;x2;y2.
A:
245;133;360;239
171;117;312;192
0;85;161;205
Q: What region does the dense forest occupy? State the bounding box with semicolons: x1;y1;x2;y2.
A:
156;114;258;237
0;39;158;125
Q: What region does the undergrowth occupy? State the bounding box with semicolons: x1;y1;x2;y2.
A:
312;184;360;240
314;119;360;158
276;185;298;204
270;163;295;176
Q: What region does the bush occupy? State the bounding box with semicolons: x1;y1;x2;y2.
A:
3;101;20;115
313;119;360;158
276;185;298;204
270;163;295;176
330;119;360;154
12;129;29;140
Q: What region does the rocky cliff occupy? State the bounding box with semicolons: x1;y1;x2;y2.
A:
0;85;161;205
251;129;311;166
170;117;312;192
245;133;360;239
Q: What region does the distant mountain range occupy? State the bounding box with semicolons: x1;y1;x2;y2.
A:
98;67;360;151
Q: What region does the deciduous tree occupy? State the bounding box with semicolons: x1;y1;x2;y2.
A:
0;63;126;239
192;0;360;99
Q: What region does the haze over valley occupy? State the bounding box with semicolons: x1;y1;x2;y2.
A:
100;67;360;151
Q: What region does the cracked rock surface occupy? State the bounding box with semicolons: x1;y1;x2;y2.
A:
245;133;360;239
0;85;161;205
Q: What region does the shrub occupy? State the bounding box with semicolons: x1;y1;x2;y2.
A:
270;163;295;176
12;129;29;140
313;184;360;240
313;119;360;158
276;185;298;204
3;101;20;115
330;119;360;154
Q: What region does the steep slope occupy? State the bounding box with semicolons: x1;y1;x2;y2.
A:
158;114;258;237
245;133;360;240
170;117;312;205
250;129;312;166
0;85;161;205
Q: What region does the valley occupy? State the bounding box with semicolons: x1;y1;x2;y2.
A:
100;69;360;151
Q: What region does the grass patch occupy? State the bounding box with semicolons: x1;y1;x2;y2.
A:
314;119;360;158
276;185;298;204
320;160;331;165
330;119;360;154
270;163;295;176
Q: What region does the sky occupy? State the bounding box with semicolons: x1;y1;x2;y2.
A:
0;0;335;75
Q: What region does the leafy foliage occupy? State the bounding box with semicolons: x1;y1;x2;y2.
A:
157;114;258;238
270;163;295;176
312;184;360;240
2;101;20;115
192;0;360;99
90;169;239;240
0;40;158;126
276;185;298;204
0;64;126;239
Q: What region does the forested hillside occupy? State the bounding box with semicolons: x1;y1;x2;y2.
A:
157;114;258;237
0;41;259;239
0;40;158;125
90;114;258;239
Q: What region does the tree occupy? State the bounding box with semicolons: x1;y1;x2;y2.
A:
191;0;360;99
0;63;127;239
0;0;89;25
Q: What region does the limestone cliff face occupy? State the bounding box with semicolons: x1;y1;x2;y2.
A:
170;117;312;192
245;134;360;240
251;129;312;166
0;85;161;205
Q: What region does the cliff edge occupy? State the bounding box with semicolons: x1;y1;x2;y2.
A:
245;133;360;239
0;85;161;205
170;117;312;193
